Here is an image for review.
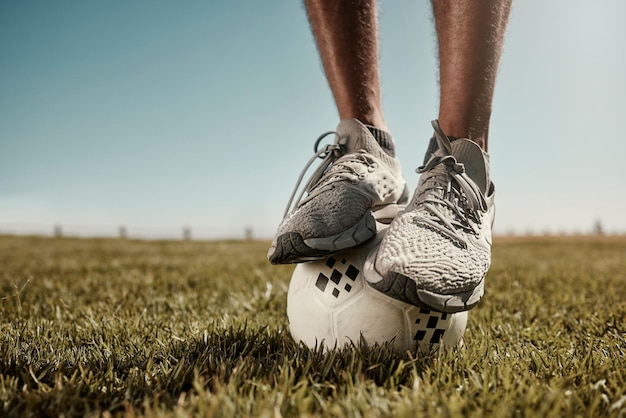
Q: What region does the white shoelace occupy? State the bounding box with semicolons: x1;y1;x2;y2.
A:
414;121;488;248
282;131;378;218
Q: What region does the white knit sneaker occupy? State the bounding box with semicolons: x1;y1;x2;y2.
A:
365;120;495;313
268;119;408;264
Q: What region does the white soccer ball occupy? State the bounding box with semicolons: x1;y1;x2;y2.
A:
287;228;467;353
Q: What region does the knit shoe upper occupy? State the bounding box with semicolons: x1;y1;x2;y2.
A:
365;120;495;313
268;119;407;264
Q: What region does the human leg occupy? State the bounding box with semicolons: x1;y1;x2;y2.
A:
366;0;512;312
268;0;407;264
434;0;512;151
304;0;387;130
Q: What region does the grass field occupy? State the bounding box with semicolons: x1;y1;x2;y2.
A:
1;235;625;417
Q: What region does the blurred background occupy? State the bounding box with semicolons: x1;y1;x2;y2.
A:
1;0;624;240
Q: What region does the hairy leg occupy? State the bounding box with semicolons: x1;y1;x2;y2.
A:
433;0;512;151
304;0;387;131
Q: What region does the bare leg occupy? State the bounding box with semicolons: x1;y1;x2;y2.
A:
304;0;387;131
433;0;512;151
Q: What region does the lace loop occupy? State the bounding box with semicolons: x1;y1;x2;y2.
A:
314;131;341;157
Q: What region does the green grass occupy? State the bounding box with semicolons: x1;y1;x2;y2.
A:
1;235;625;417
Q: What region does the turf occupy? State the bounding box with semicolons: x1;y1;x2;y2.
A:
1;235;625;417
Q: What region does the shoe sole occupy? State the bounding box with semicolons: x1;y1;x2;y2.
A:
268;211;378;264
364;250;484;313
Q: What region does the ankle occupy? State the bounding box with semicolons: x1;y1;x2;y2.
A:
338;104;388;133
437;118;489;151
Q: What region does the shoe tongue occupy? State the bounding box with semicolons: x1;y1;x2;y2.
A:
450;139;490;194
335;119;401;172
336;119;378;154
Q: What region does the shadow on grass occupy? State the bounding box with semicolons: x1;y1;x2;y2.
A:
1;322;439;417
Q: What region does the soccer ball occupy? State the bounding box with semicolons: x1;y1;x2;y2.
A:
287;227;467;353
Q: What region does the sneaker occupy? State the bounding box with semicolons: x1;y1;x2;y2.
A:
268;119;408;264
365;120;495;313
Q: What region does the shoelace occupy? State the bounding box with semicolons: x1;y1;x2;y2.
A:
282;131;377;218
414;120;488;248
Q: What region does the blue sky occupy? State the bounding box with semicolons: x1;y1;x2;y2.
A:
1;1;625;239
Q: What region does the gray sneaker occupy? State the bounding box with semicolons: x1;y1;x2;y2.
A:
365;120;495;313
268;119;408;264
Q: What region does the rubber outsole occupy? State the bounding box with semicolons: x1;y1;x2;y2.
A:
367;271;483;313
268;212;377;264
267;231;332;264
363;250;484;313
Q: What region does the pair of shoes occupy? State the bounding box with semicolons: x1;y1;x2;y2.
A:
268;119;495;313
